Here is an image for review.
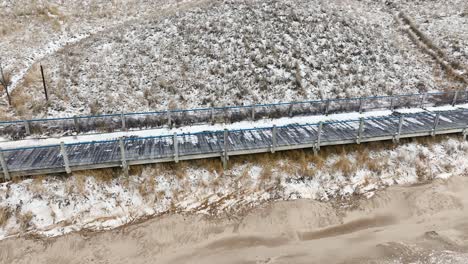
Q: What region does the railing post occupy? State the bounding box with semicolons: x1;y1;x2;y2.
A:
288;104;294;117
314;122;323;155
394;115;405;143
357;118;364;144
251;105;256;121
210;107;215;124
119;137;129;177
73;115;80;133
324;100;330;115
173;132;179;163
420;93;427;108
452;90;459;106
359;98;364;113
167;110;172;128
222;129;229;170
432;113;440;136
390;96;395;111
60;142;71;174
0;149;10;181
24;120;31;136
464;128;468;141
121;113;127;131
271;125;277;153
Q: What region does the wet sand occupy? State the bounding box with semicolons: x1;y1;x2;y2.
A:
2;176;468;264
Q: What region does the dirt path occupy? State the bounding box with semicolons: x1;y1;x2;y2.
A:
2;176;468;264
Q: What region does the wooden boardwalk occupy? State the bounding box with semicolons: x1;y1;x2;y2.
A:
1;109;468;179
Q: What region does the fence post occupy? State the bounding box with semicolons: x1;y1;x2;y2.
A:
251;105;256;121
395;115;404;143
432;113;440;136
0;149;10;181
60;142;71;174
314;122;323;155
119;137;129;177
173;132;179;163
222;129;229;170
73;115;80;133
121;113;127;131
357;118;364;144
271;125;277;153
24;120;31;136
452;90;459;106
288;104;294;117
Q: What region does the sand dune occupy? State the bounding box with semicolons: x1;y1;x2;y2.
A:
2;176;468;264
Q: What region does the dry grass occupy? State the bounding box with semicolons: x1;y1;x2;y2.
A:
17;211;33;231
332;152;355;177
0;207;11;227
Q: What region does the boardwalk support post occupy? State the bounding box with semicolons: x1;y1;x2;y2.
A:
394;115;404;143
121;113;127;131
314;122;323;155
452;90;459;106
432;113;440;136
174;132;179;163
222;129;229;170
251;105;256;121
119;137;129;177
73;115;80;133
60;142;71;174
271;125;277;153
357;118;364;144
0;149;10;181
24;120;31;136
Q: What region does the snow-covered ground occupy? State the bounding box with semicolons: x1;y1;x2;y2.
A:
1;0;466;119
0;136;467;240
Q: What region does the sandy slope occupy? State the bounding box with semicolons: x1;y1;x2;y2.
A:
2;175;468;264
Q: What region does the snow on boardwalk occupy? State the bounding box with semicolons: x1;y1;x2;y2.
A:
1;109;468;179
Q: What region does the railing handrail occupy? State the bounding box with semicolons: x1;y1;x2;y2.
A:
0;90;465;125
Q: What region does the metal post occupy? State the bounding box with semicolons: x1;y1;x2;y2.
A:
73;115;80;133
60;142;71;174
390;97;395;111
121;113;127;131
173;132;179;163
119;137;128;177
251;105;256;121
357;118;364;144
24;120;31;136
271;125;277;153
452;90;459;106
395;115;404;143
432;113;440;136
314;122;323;154
0;149;10;181
222;129;229;170
40;64;48;101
